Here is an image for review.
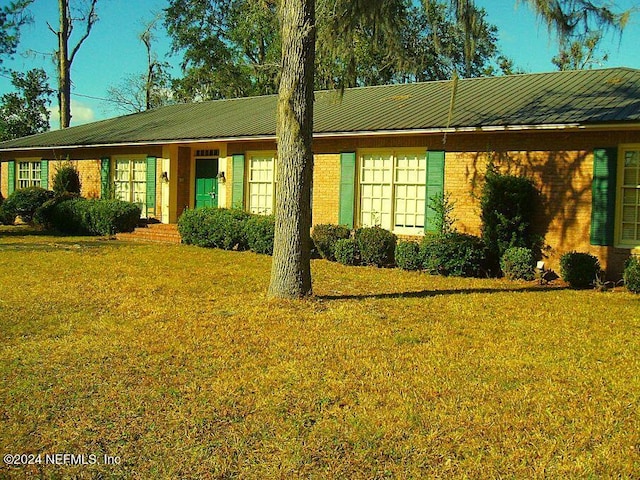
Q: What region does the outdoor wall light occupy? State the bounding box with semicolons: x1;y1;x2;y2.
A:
217;171;226;183
160;171;169;183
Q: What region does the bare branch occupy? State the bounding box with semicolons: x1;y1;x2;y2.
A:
68;0;98;64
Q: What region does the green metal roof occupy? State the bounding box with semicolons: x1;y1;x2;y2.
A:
1;67;639;151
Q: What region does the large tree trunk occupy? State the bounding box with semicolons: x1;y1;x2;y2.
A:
267;0;316;299
58;0;71;129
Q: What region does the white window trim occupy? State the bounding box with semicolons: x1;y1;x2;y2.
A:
247;151;277;215
112;154;147;216
357;148;427;236
17;160;42;189
616;144;640;249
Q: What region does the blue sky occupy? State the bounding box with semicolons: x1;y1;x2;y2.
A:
1;0;639;128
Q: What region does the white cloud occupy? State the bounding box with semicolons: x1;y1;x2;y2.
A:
48;99;97;129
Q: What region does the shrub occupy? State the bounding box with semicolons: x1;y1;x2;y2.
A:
178;208;250;250
354;226;396;267
41;198;140;235
33;192;81;229
311;224;351;261
500;247;535;281
395;241;423;271
1;187;54;223
244;214;275;255
559;251;600;289
421;232;488;277
52;162;82;195
334;238;359;266
623;256;640;294
0;191;15;225
480;170;540;259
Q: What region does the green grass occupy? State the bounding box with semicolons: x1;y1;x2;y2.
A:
1;226;639;478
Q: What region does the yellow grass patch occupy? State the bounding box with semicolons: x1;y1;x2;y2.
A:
1;226;639;478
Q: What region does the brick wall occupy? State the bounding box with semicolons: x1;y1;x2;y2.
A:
312;153;340;225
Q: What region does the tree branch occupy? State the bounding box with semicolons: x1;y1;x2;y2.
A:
68;0;98;64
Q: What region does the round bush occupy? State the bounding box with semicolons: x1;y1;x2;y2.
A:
334;238;359;266
421;232;488;277
0;191;16;225
559;251;600;289
500;247;535;281
623;256;640;294
244;214;275;255
355;226;397;267
2;187;54;223
311;224;351;261
395;241;423;271
52;162;82;195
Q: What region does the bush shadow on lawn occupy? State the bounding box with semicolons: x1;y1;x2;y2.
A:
317;285;568;300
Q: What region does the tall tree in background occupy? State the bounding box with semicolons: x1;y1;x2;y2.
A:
105;16;173;114
0;68;53;141
48;0;98;128
0;1;32;66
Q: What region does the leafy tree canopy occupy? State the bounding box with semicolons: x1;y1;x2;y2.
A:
0;0;32;65
0;68;53;141
164;0;513;101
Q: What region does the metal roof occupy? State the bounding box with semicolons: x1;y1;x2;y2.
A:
1;67;639;151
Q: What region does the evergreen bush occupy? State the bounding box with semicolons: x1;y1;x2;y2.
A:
559;251;600;289
480;171;540;259
311;224;351;261
334;238;359;266
177;208;250;250
244;214;275;255
52;162;82;195
421;232;488;277
2;187;54;223
40;198;140;235
354;226;397;267
623;256;640;294
395;241;423;271
500;246;535;281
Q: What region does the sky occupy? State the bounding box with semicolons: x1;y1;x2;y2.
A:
1;0;639;129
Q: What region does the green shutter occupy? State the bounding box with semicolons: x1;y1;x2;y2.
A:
7;160;15;195
146;156;157;215
40;160;49;189
339;152;356;229
590;148;617;246
231;154;245;209
100;157;110;199
425;150;445;233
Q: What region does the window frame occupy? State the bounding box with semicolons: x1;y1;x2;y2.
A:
357;148;428;236
616;144;640;249
17;160;42;189
112;155;147;216
246;151;277;215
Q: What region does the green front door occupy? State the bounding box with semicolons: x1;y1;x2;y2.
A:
195;159;219;209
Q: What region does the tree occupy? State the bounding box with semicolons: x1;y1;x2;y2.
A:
105;16;173;114
48;0;98;128
552;32;608;70
0;1;32;66
0;68;53;141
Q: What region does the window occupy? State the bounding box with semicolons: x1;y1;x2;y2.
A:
248;153;276;214
18;161;41;189
114;157;147;213
359;150;427;235
620;149;640;246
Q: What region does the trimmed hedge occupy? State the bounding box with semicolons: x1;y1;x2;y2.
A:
500;247;535;281
38;198;141;235
1;187;54;224
53;162;82;195
355;226;396;267
395;241;423;271
335;238;359;266
178;208;250;250
244;214;275;255
623;256;640;294
559;251;600;289
421;232;488;277
311;224;351;261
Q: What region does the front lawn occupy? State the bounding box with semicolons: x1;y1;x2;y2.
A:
1;226;638;478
